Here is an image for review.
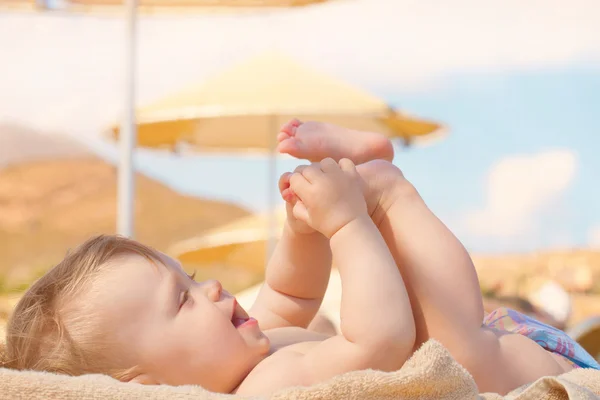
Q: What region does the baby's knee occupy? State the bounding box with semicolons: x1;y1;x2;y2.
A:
387;321;417;364
371;328;416;371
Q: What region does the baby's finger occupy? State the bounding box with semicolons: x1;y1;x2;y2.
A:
293;165;308;174
292;200;310;224
281;188;297;203
339;158;357;174
289;172;311;198
278;172;292;193
319;157;339;173
300;163;323;183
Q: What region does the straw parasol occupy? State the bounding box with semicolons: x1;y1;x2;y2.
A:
112;51;444;151
170;207;287;272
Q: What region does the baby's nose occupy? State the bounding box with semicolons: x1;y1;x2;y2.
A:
203;279;223;302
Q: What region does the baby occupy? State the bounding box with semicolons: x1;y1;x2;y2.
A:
2;120;598;396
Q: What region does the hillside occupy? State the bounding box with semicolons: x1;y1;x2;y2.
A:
474;250;600;325
474;250;600;295
0;124;252;290
0;124;86;168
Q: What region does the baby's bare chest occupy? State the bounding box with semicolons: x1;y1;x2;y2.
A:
266;326;332;354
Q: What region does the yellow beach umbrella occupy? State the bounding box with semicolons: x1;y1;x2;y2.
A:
169;207;287;272
112;51;444;150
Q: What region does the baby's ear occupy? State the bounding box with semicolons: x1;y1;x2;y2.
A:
129;373;159;385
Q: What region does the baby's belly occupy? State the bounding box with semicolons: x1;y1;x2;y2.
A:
265;327;332;354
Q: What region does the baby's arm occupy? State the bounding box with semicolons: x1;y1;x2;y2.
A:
237;211;416;396
250;169;332;330
290;159;415;380
301;215;415;379
249;224;331;330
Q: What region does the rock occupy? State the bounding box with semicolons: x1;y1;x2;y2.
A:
0;323;6;343
554;265;594;293
527;280;572;326
569;294;600;327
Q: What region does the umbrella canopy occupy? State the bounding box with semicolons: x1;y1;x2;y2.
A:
169;207;286;272
112;52;445;151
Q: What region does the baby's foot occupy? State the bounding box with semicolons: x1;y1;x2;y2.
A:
356;160;417;227
277;119;394;164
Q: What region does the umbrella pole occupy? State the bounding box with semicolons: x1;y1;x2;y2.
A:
117;0;137;238
267;115;278;266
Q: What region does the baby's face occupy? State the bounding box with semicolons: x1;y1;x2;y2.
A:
94;253;270;392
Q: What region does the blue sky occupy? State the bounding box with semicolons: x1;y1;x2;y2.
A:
1;1;599;253
385;67;600;252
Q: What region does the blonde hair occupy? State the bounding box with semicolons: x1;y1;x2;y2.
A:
0;235;164;379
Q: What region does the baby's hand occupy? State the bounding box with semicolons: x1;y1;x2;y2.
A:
279;170;316;235
288;158;367;238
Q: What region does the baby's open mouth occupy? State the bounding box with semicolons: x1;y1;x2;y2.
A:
231;299;250;328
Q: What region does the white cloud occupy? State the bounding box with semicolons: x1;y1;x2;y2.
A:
588;226;600;248
465;149;577;237
0;0;599;136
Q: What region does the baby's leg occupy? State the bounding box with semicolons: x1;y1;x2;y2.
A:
356;160;485;349
356;160;571;394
